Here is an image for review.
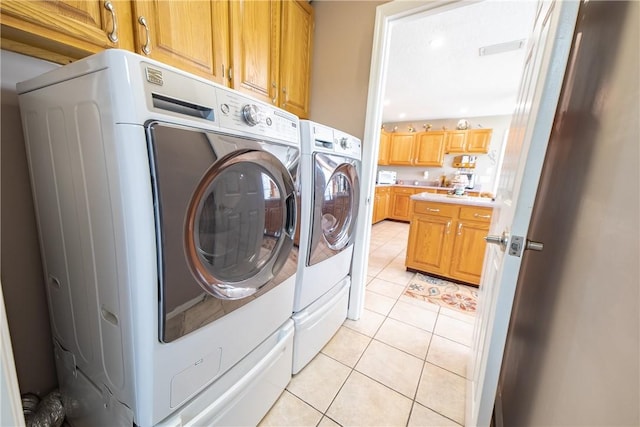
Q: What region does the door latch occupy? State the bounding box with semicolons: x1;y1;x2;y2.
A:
485;232;544;256
508;235;544;257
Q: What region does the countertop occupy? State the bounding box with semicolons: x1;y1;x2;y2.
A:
375;183;481;193
376;183;446;190
410;192;496;207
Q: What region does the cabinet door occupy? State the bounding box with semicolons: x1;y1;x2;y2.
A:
381;191;391;219
133;1;229;85
230;0;280;104
388;133;415;165
449;220;490;285
1;0;134;60
390;189;413;221
378;130;390;165
445;130;467;153
372;193;379;224
279;0;313;118
406;214;453;275
414;131;446;166
467;129;493;153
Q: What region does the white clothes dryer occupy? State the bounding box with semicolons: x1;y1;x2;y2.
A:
292;121;361;374
18;49;301;426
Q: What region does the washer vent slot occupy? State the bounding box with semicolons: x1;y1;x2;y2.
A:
152;93;214;122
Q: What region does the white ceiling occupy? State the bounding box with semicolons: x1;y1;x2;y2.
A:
382;1;539;123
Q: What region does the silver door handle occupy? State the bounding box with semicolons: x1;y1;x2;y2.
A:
487;232;545;256
485;231;509;251
104;1;119;43
138;16;151;55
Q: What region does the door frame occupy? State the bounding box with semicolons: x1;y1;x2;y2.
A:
351;0;463;319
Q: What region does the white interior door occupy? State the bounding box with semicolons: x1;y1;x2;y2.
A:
466;1;579;426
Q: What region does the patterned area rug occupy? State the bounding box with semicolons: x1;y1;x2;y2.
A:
404;273;478;314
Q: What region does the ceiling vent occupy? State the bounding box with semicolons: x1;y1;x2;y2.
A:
479;39;526;56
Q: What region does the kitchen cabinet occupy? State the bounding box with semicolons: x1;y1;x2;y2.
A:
372;186;391;224
389;187;422;221
386;131;446;166
449;207;491;284
405;200;492;286
132;1;229;84
378;130;390;165
406;202;457;276
466;128;493;153
230;0;313;118
445;129;493;154
414;131;446;166
0;0;135;62
388;132;415;166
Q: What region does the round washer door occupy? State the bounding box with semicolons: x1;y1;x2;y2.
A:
185;149;296;299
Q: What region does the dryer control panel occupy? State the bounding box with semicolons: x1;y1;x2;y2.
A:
334;131;361;160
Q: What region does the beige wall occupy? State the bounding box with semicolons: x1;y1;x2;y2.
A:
309;0;387;141
1;51;59;395
498;1;639;425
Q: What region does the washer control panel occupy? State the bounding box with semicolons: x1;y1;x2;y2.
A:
216;88;299;145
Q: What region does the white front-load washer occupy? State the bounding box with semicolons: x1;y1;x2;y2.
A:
292;121;361;374
17;49;301;426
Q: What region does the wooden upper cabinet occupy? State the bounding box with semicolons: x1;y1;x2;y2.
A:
378;130;390;165
414;131;446;166
446;129;492;154
0;0;134;62
388;132;415;165
279;0;313;118
230;0;280;104
2;0;314;115
467;128;493;153
446;130;467;153
132;1;229;85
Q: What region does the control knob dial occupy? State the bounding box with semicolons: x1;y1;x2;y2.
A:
242;104;261;126
339;137;350;149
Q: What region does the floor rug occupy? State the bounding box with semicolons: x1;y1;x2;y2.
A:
404;273;478;314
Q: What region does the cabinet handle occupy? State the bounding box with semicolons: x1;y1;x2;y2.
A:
138;16;151;55
426;208;440;212
473;213;491;219
457;222;463;235
104;1;119;43
446;221;451;234
282;87;288;106
272;81;277;104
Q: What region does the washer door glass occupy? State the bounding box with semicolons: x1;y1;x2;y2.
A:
322;163;359;251
185;150;296;299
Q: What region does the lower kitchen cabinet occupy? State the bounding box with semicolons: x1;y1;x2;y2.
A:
406;201;493;286
389;187;423;221
406;212;453;276
372;186;391;224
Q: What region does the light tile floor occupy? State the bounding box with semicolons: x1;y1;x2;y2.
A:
259;220;474;427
